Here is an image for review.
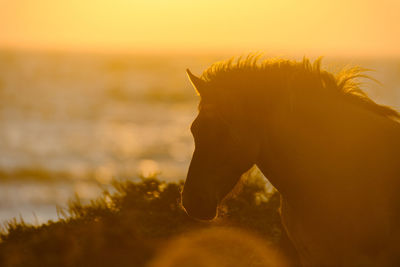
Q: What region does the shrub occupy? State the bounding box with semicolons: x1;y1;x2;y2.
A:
0;175;298;267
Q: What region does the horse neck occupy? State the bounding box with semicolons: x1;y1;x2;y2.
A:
255;89;400;199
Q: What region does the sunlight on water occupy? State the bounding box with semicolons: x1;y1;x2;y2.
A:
149;227;287;267
94;163;115;184
138;159;160;177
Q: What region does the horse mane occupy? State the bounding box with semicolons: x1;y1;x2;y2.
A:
199;54;400;120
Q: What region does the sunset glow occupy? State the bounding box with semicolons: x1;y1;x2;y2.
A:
1;0;399;56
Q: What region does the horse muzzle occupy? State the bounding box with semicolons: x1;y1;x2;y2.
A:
182;189;218;221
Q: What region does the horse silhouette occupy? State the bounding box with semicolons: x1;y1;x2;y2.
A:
181;55;400;266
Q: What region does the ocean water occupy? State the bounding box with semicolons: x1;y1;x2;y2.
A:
0;50;399;224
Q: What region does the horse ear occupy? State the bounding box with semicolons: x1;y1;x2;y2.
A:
186;69;205;96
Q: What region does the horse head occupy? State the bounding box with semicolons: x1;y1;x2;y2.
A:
181;69;259;220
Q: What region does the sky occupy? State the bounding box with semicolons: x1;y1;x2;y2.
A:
1;0;399;56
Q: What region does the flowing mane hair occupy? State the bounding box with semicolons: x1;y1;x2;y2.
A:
199;54;400;120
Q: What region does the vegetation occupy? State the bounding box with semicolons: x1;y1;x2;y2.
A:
0;175;299;267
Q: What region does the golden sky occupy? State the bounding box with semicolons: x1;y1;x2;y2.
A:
1;0;399;56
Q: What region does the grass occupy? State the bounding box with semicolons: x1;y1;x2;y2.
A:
0;174;300;267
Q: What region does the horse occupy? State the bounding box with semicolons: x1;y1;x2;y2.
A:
181;55;400;267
